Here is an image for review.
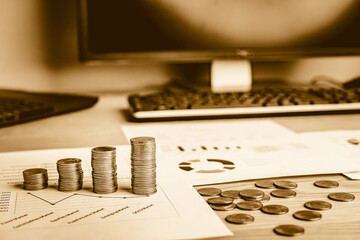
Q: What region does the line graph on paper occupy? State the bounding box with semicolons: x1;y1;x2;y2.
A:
9;184;162;212
0;147;179;231
7;178;171;215
25;191;145;206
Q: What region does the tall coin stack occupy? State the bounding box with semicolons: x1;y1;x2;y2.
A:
130;136;157;195
91;146;118;194
57;158;83;192
23;168;48;190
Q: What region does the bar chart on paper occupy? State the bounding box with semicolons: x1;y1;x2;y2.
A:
0;147;178;232
122;120;360;186
0;146;231;240
0;146;232;240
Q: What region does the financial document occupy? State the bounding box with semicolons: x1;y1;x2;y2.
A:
122;120;360;185
0;146;232;239
298;130;360;180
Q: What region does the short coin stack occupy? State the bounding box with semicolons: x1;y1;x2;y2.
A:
57;158;83;192
91;146;118;194
130;136;157;195
23;168;48;190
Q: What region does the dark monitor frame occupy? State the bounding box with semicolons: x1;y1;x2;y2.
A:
77;0;360;64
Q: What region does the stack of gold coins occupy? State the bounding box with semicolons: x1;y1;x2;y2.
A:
130;137;157;195
23;168;48;190
91;146;118;194
57;158;83;192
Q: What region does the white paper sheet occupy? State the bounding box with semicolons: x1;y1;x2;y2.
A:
298;130;360;180
122;120;360;185
0;146;232;239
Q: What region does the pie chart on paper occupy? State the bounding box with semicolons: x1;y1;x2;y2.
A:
179;158;235;173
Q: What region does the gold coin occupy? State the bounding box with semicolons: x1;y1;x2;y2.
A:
197;187;222;196
225;213;254;224
314;180;339;188
347;138;359;145
293;210;322;221
209;203;236;211
23;168;47;175
328;192;355;202
239;189;265;200
261;204;289;215
273;224;305;236
270;189;296;198
255;179;275;189
256;194;271;203
220;190;241;199
273;180;298;189
236;201;263;211
304;200;332;211
207;197;233;205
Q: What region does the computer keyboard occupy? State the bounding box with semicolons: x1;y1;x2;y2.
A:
0;89;98;127
128;87;360;120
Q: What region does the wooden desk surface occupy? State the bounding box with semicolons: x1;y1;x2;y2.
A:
196;174;360;240
1;93;360;239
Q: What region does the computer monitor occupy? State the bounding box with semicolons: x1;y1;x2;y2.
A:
77;0;360;92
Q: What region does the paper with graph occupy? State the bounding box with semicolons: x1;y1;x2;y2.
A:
122;120;360;185
0;146;231;240
297;130;360;180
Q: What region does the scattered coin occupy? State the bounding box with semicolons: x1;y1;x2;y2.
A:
261;204;289;215
236;201;263;211
23;168;48;190
270;189;297;198
57;158;83;192
207;197;233;205
273;224;305;237
314;180;339;189
304;200;332;211
273;180;298;189
293;210;322;221
328;192;355;202
255;179;275;189
225;213;254;224
91;146;118;194
220;190;241;199
209;203;236;211
239;189;265;200
347;138;359;145
130;137;157;195
256;194;271;203
197;187;222;196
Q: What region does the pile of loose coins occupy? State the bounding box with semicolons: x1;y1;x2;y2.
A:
130;136;157;195
197;179;356;237
57;158;83;192
22;168;48;190
91;146;118;194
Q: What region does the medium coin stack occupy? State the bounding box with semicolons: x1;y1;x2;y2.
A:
91;146;118;194
23;168;48;190
130;136;157;195
57;158;83;192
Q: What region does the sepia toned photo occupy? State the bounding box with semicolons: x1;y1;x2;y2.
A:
1;0;360;239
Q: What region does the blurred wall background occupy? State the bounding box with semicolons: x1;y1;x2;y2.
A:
1;0;360;93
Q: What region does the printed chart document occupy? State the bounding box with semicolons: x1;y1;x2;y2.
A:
0;146;232;240
122;120;360;185
298;130;360;180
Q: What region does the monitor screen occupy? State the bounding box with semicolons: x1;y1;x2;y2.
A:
78;0;360;63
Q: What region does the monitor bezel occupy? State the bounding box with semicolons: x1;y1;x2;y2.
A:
77;0;360;64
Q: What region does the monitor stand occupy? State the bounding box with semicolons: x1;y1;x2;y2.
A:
210;59;252;93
